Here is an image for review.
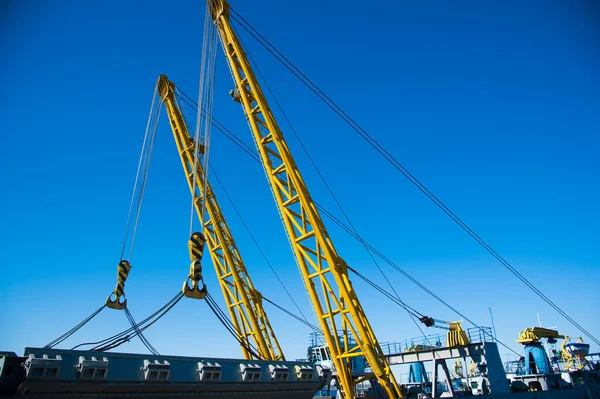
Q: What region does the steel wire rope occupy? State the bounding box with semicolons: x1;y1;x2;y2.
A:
44;305;106;349
240;38;456;361
204;293;262;359
74;292;182;351
175;88;522;357
121;87;160;262
346;266;424;319
125;307;159;355
177;90;260;162
175;89;295;350
190;5;219;236
320;205;522;357
261;296;321;331
177;90;471;349
89;293;183;352
93;293;184;352
71;291;183;351
208;166;320;336
201;24;219;229
127;102;160;262
116;89;161;353
237;28;439;351
44;90;162;350
228;9;599;347
175;90;319;337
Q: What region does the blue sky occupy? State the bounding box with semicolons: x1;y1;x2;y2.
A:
1;0;598;363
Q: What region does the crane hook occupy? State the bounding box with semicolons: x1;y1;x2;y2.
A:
183;232;208;299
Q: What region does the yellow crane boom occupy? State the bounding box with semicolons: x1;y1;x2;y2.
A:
516;327;564;344
207;1;401;397
157;74;284;361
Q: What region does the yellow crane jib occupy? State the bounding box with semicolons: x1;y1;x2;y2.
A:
516;327;564;344
157;74;284;361
183;232;208;299
106;260;132;310
206;0;401;396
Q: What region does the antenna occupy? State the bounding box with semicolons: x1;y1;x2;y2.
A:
488;307;498;342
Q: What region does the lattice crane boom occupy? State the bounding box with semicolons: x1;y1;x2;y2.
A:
157;75;284;362
207;1;401;397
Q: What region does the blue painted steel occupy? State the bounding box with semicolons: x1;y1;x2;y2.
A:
524;343;552;375
408;362;429;383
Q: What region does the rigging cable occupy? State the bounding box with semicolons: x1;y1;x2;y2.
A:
236;26;437;347
228;9;599;347
176;89;319;336
44;88;162;351
121;87;160;262
125;307;159;355
177;89;260;163
94;292;184;352
261;296;321;332
209;166;320;336
190;4;219;236
71;291;184;352
176;89;319;354
204;292;262;359
175;88;521;356
116;86;161;354
321;204;522;357
44;305;106;349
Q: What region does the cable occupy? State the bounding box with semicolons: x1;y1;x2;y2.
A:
204;293;262;359
95;293;184;352
227;9;599;347
177;89;521;356
71;291;183;351
347;266;423;319
243;55;461;355
262;296;321;332
93;293;184;352
176;90;486;338
120;88;160;262
44;305;106;349
177;90;260;162
190;4;219;236
237;27;434;346
319;204;521;357
177;89;318;335
125;307;159;355
209;166;319;335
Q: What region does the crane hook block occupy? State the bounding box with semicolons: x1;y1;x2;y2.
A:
183;233;208;299
106;260;132;310
188;232;206;262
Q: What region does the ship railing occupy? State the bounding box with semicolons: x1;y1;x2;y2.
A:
379;327;494;356
465;327;494;344
308;331;357;348
395;371;434;384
